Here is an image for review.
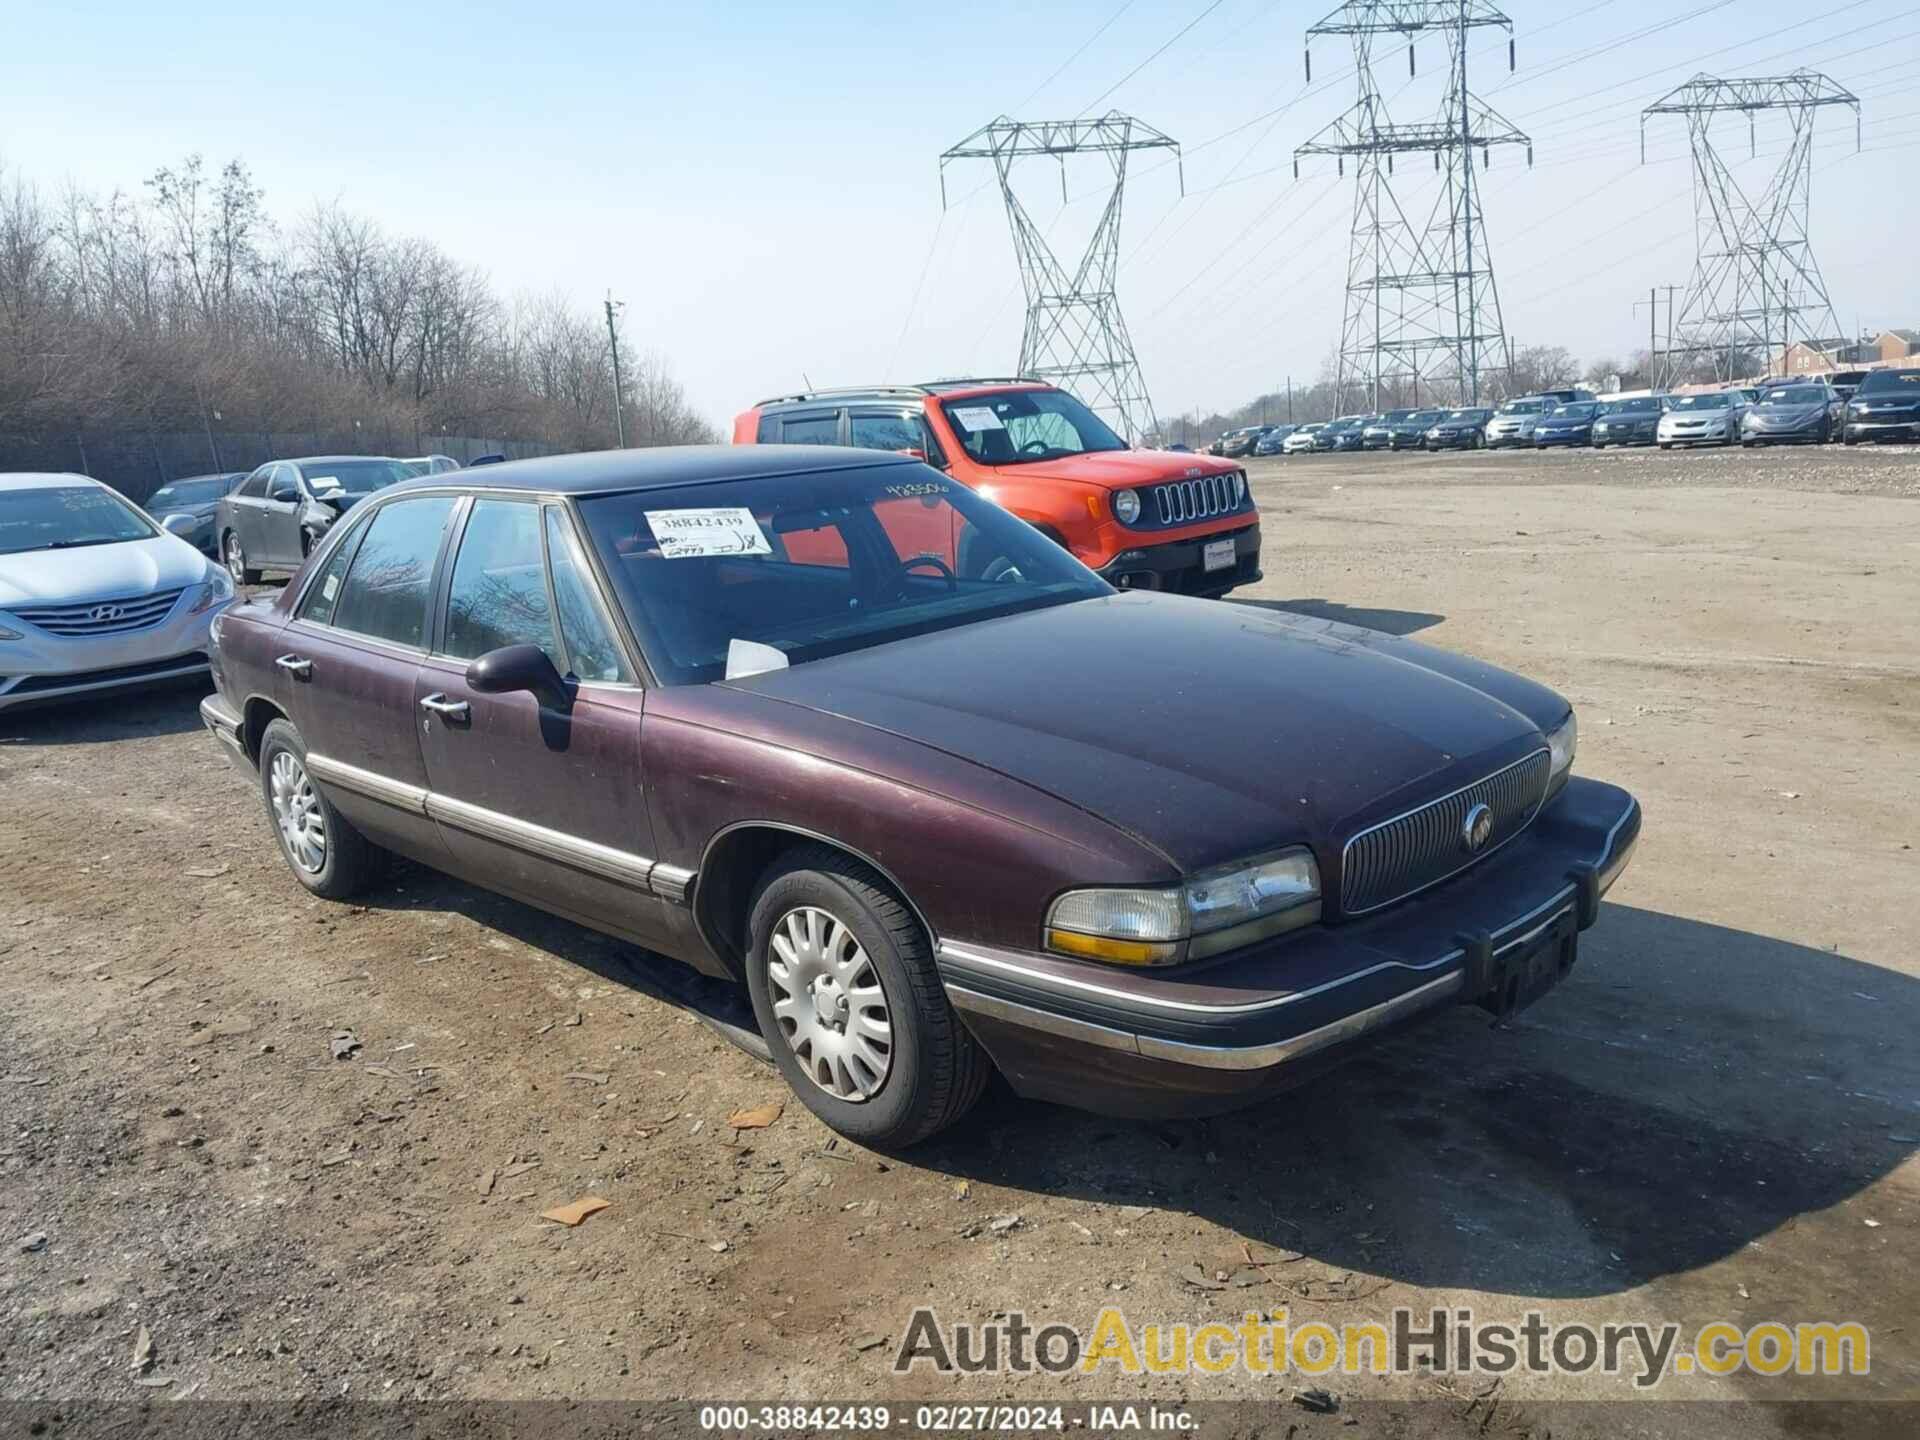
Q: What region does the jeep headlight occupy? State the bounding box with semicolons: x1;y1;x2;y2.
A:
1112;488;1141;524
1045;848;1321;967
1545;711;1577;798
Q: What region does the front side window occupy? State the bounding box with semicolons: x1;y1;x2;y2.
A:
545;507;634;684
0;485;156;556
238;467;272;498
575;466;1109;685
442;499;557;662
939;389;1127;466
330;496;457;649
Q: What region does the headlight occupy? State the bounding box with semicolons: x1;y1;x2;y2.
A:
1545;711;1577;797
0;619;20;641
185;570;236;615
1045;848;1322;967
1112;488;1141;524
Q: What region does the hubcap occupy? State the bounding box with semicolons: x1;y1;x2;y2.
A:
766;906;892;1102
269;751;327;873
227;535;246;581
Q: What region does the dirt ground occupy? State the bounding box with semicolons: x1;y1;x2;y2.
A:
3;443;1918;1437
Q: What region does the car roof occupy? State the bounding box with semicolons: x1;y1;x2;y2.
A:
279;455;406;467
0;472;102;492
383;444;922;499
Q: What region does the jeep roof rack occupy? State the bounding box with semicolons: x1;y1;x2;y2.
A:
752;376;1050;409
916;376;1047;393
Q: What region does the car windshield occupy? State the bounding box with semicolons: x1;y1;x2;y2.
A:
0;485;157;556
1608;398;1661;414
1761;387;1827;405
1406;411;1445;425
938;390;1127;465
1858;369;1920;395
303;460;415;493
148;477;231;509
1551;403;1598;418
1445;409;1488;421
1669;394;1732;411
575;467;1111;685
1377;411;1414;424
1499;401;1545;415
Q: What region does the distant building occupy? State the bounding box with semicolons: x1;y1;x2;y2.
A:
1774;328;1920;376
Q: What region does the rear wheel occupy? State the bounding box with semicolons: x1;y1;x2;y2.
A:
224;531;261;586
744;845;988;1148
257;719;378;900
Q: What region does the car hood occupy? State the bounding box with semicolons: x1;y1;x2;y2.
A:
731;594;1560;873
983;450;1240;490
1750;405;1824;422
150;499;220;519
0;534;210;608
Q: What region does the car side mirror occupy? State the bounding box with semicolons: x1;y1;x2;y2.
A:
161;514;197;537
466;643;571;709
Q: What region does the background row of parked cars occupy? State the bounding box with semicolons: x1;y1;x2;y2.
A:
1205;366;1920;457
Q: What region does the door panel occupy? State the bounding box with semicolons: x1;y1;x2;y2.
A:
261;465;304;566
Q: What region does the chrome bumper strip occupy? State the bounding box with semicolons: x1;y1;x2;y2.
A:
305;752;428;815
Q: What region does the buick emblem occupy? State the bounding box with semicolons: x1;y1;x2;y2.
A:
1462;803;1494;853
89;604;126;623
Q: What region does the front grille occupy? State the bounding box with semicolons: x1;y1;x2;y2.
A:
14;589;184;636
1340;749;1551;915
1152;473;1240;526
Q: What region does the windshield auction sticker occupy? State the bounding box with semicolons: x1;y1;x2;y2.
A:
949;406;1005;431
645;507;772;559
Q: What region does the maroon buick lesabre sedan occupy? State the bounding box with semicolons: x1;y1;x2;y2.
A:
201;446;1640;1147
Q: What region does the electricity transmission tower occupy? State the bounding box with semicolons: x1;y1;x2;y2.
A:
940;114;1180;444
1642;71;1860;388
1295;1;1530;412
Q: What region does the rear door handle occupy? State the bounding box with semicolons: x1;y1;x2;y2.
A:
274;654;312;679
419;693;471;723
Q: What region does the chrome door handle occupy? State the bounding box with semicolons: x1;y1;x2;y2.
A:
419;693;471;722
274;654;312;678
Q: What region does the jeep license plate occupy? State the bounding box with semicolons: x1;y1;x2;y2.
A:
1202;538;1235;573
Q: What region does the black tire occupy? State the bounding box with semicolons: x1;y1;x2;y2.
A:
744;844;988;1149
1659;443;1673;451
224;531;262;586
257;718;378;900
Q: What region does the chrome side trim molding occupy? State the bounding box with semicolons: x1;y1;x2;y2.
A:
947;970;1465;1074
649;863;695;905
425;792;654;889
306;752;429;815
1134;971;1465;1071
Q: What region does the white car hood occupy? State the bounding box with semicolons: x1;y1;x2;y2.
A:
0;535;211;609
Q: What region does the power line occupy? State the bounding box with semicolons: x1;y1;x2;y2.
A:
1015;0;1137;112
1079;0;1232;116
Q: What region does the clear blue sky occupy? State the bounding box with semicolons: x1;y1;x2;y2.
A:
4;0;1916;426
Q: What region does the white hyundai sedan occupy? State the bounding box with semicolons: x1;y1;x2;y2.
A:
0;473;236;712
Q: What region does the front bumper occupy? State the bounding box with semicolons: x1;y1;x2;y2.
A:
1097;522;1262;596
1424;430;1480;449
1484;427;1532;448
1659;424;1731;445
1533;430;1590;447
0;600;225;712
940;776;1639;1118
1845;417;1920;442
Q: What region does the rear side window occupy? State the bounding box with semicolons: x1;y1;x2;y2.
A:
780;413;840;445
238;467;271;498
330;496;456;649
850;411;945;465
296;519;367;626
442;499;557;661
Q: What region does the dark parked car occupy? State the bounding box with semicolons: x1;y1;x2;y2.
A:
1311;416;1362;452
1387;409;1447;451
1590;396;1666;449
200;446;1638;1147
1220;426;1271;459
1422;408;1493;450
1361;410;1416;450
1253;425;1296;457
1742;383;1837;446
1842;368;1920;444
1532;402;1600;448
143;471;248;555
215;456;415;583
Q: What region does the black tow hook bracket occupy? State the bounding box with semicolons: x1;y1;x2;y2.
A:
1567;861;1601;929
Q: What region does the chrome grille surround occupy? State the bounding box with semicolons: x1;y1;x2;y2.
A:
1152;471;1241;526
14;588;186;636
1340;748;1552;916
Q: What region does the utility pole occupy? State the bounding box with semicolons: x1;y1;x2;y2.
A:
1287;376;1294;423
604;293;628;449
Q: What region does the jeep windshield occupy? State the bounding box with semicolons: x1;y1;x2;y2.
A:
576;468;1111;685
937;390;1128;465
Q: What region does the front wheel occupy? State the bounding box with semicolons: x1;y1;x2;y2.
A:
745;846;988;1148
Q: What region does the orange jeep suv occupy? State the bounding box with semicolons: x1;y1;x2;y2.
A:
732;380;1262;597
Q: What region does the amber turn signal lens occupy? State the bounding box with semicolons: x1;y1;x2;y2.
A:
1043;928;1179;967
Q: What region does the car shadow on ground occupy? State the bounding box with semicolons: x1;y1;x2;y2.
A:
909;901;1920;1299
0;681;211;746
347;863;1919;1301
1233;597;1445;637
